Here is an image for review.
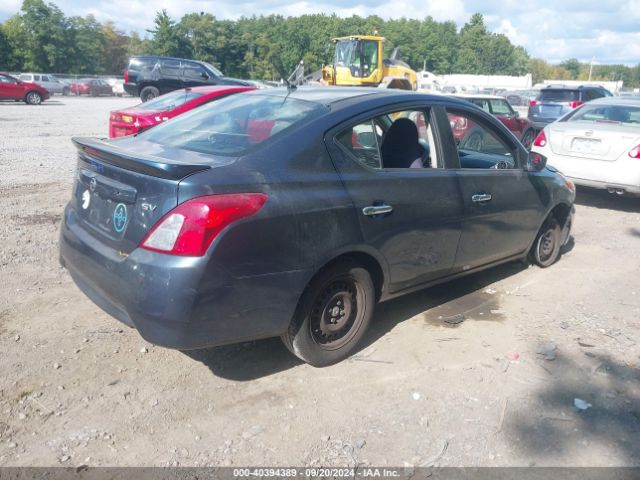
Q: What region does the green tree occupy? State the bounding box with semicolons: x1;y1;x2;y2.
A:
148;10;191;58
101;21;129;74
20;0;70;72
67;14;104;73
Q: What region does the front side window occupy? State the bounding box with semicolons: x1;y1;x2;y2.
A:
0;74;17;84
446;108;516;169
335;109;438;170
142;94;326;156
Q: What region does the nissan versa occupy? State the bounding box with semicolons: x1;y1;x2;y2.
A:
59;87;576;366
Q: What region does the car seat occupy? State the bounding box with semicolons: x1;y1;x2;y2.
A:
381;118;423;168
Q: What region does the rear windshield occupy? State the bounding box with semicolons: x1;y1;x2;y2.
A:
136;90;202;111
540;89;579;102
141;93;326;156
566;104;640;126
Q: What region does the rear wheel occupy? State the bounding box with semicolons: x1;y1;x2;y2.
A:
281;260;375;367
140;86;159;102
530;216;562;267
25;91;43;105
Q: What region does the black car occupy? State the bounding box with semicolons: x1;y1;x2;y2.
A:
528;85;612;130
123;55;252;101
59;87;575;366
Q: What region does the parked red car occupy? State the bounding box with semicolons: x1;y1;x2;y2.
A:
70;78;114;96
452;94;536;149
108;85;255;138
0;72;50;104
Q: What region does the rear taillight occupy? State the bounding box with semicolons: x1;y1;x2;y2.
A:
110;112;121;121
529;99;540;107
628;145;640;158
123;69;129;83
568;101;583;108
140;193;267;256
533;130;547;147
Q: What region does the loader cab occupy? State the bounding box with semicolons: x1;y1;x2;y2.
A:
334;38;380;79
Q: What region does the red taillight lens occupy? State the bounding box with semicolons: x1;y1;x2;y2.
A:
529;99;540;107
568;101;584;108
123;69;129;83
628;145;640;158
140;193;267;256
533;130;547;147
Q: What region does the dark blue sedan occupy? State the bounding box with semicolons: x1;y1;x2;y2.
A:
59;87;575;366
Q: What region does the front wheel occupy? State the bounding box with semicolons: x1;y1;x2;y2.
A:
25;91;43;105
530;216;562;267
281;260;375;367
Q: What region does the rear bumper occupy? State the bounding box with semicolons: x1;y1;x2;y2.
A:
546;152;640;195
123;83;138;96
59;205;309;349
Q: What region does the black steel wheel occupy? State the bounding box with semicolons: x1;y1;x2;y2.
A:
281;260;375;366
530;216;562;267
140;86;159;102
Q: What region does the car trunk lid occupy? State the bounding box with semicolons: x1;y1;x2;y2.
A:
70;137;219;254
547;123;640;161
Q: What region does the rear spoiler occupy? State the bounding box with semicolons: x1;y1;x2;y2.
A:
72;137;211;180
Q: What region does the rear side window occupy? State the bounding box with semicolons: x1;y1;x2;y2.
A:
540;89;579;103
142;94;326;156
129;57;156;72
159;59;181;77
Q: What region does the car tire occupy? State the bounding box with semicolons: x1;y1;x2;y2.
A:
140;86;159;102
521;129;535;150
24;91;43;105
281;260;375;367
530;216;562;268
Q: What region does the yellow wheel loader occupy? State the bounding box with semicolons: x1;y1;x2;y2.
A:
321;35;418;91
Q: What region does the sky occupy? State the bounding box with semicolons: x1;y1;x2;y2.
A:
1;0;640;65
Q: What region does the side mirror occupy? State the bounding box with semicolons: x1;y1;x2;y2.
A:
201;72;209;80
526;151;547;172
514;110;520;118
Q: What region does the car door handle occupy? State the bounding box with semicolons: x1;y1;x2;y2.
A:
362;204;393;216
471;193;492;203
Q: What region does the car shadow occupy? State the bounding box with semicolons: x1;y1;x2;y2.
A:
507;351;640;465
575;187;639;213
184;260;529;381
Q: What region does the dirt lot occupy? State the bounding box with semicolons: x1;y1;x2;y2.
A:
0;96;639;468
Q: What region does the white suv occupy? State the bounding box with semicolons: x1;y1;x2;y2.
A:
18;73;69;95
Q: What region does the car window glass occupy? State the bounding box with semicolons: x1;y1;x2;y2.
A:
540;89;579;103
183;63;207;80
336;109;437;170
33;75;40;81
139;90;202;111
489;99;512;115
142;94;326;156
469;99;490;112
446;108;516;169
159;59;181;77
569;105;640;126
336;120;383;169
0;75;17;83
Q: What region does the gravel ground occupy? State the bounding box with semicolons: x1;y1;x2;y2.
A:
0;96;639;468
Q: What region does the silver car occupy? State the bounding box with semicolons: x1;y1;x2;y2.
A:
18;73;69;95
531;97;640;196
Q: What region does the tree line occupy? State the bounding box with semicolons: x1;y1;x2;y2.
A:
2;0;640;88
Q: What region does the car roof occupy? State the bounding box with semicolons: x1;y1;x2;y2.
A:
453;93;506;100
242;86;459;108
